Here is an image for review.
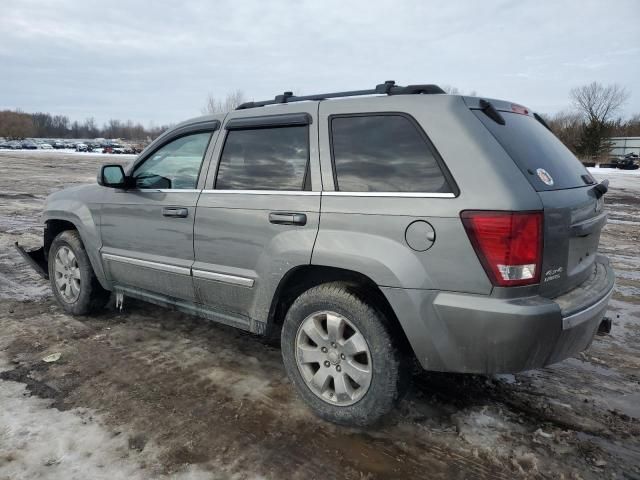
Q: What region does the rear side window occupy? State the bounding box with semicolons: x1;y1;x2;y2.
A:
473;111;590;191
216;126;309;190
330;115;451;193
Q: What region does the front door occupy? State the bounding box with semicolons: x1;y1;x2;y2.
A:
193;105;321;331
100;124;219;301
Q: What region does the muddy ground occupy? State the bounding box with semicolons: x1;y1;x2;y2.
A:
0;150;638;479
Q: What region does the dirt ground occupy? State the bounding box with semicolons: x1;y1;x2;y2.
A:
0;150;638;480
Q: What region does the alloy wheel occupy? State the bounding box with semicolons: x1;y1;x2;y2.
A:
53;246;81;303
295;310;372;406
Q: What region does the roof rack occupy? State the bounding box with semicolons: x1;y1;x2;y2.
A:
236;80;445;110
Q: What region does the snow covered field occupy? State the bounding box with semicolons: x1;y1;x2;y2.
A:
0;151;638;479
0;148;137;159
588;166;640;190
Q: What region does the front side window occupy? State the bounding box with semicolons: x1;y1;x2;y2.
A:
330;115;451;193
215;126;309;190
133;132;212;189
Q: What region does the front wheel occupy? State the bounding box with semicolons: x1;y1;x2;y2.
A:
281;282;406;426
48;230;110;315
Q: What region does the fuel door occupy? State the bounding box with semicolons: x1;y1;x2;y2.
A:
405;220;436;252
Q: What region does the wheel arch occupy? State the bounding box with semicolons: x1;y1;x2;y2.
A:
44;219;77;258
267;264;413;356
44;217;111;290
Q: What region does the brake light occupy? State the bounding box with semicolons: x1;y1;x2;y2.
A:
511;104;529;115
461;211;543;287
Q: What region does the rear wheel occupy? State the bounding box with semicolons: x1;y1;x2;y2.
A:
48;230;110;315
281;282;406;426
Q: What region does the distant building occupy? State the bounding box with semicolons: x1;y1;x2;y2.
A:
610;137;640;157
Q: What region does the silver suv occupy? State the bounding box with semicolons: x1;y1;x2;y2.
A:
17;82;615;426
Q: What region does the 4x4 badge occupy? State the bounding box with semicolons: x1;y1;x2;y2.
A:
536;168;554;186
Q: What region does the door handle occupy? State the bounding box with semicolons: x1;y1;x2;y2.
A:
162;207;189;218
269;212;307;226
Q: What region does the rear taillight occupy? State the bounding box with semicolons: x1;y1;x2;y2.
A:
461;211;543;287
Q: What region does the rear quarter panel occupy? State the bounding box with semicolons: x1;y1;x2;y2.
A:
314;95;543;293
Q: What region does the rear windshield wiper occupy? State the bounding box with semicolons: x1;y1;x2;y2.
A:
479;99;505;125
533;112;551;131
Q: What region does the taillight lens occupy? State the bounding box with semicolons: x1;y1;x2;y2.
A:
461;211;543;287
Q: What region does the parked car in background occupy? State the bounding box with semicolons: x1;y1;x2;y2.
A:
38;143;53;150
617;153;639;170
15;82;615;426
102;143;127;154
21;141;38;150
53;141;66;149
75;143;88;152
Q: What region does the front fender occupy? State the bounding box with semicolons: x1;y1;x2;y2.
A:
43;186;110;290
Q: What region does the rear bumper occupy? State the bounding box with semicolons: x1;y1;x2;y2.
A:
381;256;615;374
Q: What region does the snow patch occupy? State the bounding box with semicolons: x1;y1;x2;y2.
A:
588;167;640;190
451;406;522;449
0;148;137;159
0;362;220;479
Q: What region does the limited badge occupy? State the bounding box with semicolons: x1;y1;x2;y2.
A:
536;168;554;186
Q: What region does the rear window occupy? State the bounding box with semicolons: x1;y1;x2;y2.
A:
330;115;452;193
215;126;309;191
473;111;590;191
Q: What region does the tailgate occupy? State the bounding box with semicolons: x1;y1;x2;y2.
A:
467;98;608;297
537;187;607;297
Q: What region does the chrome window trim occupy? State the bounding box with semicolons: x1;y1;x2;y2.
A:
192;269;255;287
201;190;319;196
322;191;456;198
199;190;453;197
102;253;191;276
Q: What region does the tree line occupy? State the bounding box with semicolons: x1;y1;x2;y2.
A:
2;82;637;161
544;82;638;161
0;110;170;141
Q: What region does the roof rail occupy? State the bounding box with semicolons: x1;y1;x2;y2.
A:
236;81;446;110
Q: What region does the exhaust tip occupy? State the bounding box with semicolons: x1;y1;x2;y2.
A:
597;317;612;336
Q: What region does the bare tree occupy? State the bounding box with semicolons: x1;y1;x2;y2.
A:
203;90;247;114
545;110;584;154
441;85;460;95
441;85;478;96
0;110;35;139
570;82;629;124
569;82;630;160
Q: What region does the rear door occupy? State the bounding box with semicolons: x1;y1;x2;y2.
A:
193;105;321;330
470;100;606;297
100;121;219;301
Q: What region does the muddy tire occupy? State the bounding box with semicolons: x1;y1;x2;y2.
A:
48;230;110;315
281;282;405;427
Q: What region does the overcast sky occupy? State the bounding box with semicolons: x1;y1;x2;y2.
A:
1;0;639;127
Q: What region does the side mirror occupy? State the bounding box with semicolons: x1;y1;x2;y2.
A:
98;164;128;188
